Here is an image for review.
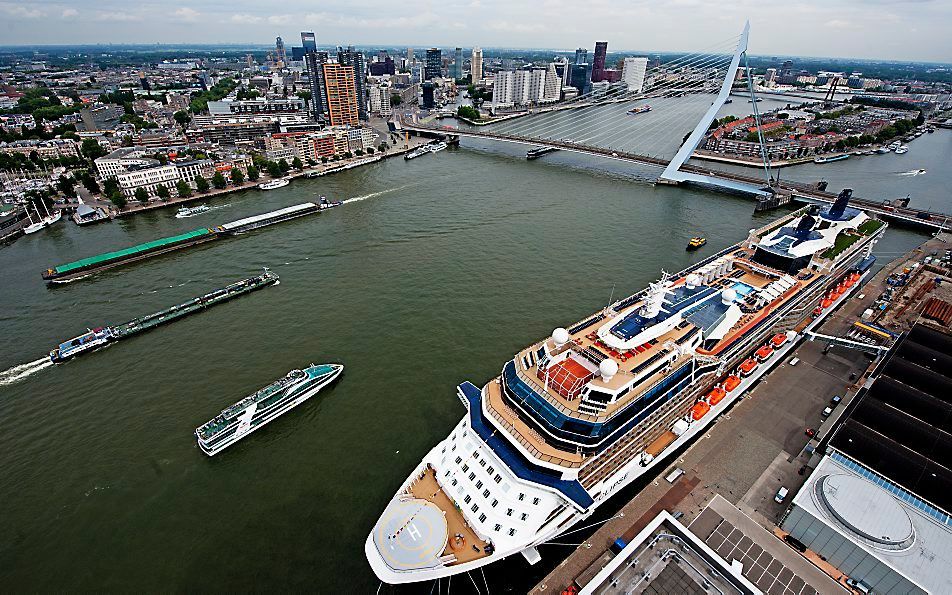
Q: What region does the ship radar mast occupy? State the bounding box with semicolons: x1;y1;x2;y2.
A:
639;270;671;319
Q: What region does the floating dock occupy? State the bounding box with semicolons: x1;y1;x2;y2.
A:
42;203;322;283
49;269;278;363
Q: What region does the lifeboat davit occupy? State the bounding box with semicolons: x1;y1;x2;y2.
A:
739;358;759;377
770;333;788;348
755;345;773;362
708;386;726;406
691;401;711;420
723;375;741;392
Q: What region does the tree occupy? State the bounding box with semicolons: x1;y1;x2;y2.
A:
297;90;312;102
366;147;375;155
344;151;353;159
321;156;329;164
134;187;149;203
211;171;227;189
390;94;402;106
176;179;192;198
195;175;210;193
246;165;259;181
231;168;244;185
278;158;291;173
291;156;303;171
108;191;127;210
457;105;480;121
81;174;100;194
56;175;75;196
266;161;282;178
102;177;120;196
378;142;389;152
81;138;106;160
355;149;364;156
156;184;170;200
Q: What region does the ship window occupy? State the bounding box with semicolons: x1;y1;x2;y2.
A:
533;497;540;505
506;508;513;517
518;493;525;501
487;466;494;475
476;480;483;489
451;478;458;486
471;504;479;513
469;472;476;481
520;513;528;521
491;499;498;508
445;470;450;477
451;445;456;452
479;459;486;467
461;464;468;472
479;513;487;523
508;528;516;537
494;474;502;484
455;457;462;465
483;489;490;498
494;524;501;532
464;495;471;504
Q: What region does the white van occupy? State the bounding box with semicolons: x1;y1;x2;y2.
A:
789;357;800;366
774;487;789;503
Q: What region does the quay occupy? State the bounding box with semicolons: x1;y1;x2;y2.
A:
531;232;952;595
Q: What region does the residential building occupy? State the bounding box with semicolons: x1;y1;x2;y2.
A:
207;98;306;116
94;147;158;178
0;139;80;160
471;47;483;83
337;46;368;120
452;47;463;80
115;164;178;199
543;63;562;102
425;48;442;80
592;41;607;82
347;127;376;152
173;159;215;185
322;63;359;127
421;82;436;109
304;50;329;119
491;68;554;111
621;57;648;93
368;85;392;116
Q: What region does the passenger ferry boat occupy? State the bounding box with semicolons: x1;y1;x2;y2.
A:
50;327;115;363
195;363;343;455
365;190;887;584
176;205;210;218
258;178;290;191
686;237;707;251
814;154;850;164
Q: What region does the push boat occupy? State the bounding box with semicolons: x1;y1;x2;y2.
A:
365;189;886;584
686;237;707;251
317;195;343;210
258;178;290;190
195;363;343;455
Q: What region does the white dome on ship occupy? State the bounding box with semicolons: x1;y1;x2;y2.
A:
685;273;701;288
599;359;619;381
552;327;570;346
721;288;737;305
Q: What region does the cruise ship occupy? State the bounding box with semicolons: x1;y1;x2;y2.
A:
195;363;343;455
365;191;887;584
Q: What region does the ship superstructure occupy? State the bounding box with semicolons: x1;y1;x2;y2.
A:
366;192;886;584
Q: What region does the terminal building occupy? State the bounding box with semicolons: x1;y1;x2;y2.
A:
781;324;952;595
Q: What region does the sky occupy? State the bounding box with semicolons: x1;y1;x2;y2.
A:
1;0;950;62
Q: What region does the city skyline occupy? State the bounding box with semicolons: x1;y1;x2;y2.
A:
0;1;950;62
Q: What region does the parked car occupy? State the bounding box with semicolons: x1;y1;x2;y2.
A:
805;428;816;438
831;395;842;406
822;406;833;418
846;577;872;594
774;486;789;503
783;534;807;552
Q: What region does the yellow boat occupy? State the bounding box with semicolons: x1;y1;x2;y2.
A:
686;236;707;251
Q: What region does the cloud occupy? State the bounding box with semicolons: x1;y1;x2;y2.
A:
267;14;292;25
61;8;78;18
95;11;142;22
173;7;201;22
0;4;44;18
230;13;263;24
488;20;545;33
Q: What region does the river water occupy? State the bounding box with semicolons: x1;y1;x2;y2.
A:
0;131;944;591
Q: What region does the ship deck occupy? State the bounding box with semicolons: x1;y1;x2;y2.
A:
408;466;490;565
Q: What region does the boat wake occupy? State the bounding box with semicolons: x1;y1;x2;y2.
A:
898;169;927;176
0;357;53;386
342;184;414;204
176;203;232;218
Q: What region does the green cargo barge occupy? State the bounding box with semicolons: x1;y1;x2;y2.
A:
42;227;219;283
49;269;278;363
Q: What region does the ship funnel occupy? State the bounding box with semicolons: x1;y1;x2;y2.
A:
829;188;853;219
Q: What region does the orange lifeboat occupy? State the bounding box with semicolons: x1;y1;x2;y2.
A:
755;345;773;362
691;401;711;420
708;386;726;406
723;375;741;392
739;358;758;377
821;298;833;308
851;272;861;283
770;333;788;348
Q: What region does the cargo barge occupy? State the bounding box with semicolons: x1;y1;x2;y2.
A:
42;227;219;283
217;202;318;235
49;269;278;363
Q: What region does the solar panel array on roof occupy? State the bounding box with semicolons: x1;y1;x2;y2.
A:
828;323;952;514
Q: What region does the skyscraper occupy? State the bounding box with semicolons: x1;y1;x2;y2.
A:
275;37;287;66
621;57;648;93
574;48;588;65
337;46;368;120
301;31;317;53
322;63;359;127
452;47;463;80
421;82;436;109
592;41;607;82
570;63;592;95
425;48;442;80
407;48;415;62
471;47;483;83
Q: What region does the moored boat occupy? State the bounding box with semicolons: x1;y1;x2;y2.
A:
176;205;210;218
258;178;290;190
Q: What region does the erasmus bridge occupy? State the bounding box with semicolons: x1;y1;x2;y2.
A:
401;23;950;231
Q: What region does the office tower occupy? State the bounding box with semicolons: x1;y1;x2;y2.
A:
592;41;607;82
781;59;794;76
407;48;415;62
301;31;317;53
425;48;442;80
570;63;592;95
305;49;329;120
471;47;483;83
337;46;368;120
555;57;571;88
574;48;588;65
621;57;648;93
321;63;359;127
452;47;463;80
275;37;287;66
421;82;436;109
291;46;305;61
